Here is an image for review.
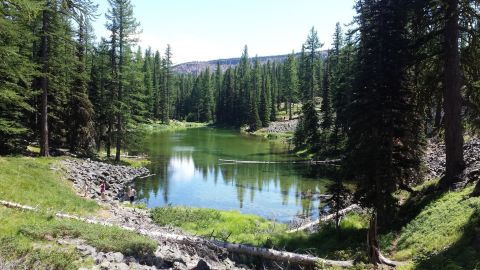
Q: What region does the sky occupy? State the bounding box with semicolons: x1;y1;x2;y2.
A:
92;0;356;64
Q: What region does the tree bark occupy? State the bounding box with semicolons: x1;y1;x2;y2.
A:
367;213;398;268
441;0;465;187
39;7;50;157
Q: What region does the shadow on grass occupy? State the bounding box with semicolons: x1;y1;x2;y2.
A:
272;224;368;261
394;182;443;231
413;207;480;270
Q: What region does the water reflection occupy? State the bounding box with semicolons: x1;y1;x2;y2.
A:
132;128;333;223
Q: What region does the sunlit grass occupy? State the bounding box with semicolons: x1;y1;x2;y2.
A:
0;157;98;214
0;208;156;269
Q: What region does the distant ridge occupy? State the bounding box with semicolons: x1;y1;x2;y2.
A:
172;51;328;75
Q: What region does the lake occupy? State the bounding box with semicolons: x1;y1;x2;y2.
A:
132;127;333;223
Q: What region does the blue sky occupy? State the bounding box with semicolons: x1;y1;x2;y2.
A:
92;0;356;64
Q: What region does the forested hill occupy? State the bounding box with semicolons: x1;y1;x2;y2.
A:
173;51;328;74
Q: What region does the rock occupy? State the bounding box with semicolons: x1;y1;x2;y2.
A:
99;260;111;270
173;261;188;270
111;252;124;263
195;259;211;270
113;262;129;270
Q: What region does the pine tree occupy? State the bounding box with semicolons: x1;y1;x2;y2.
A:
440;0;465;186
269;62;278;122
106;0;140;162
321;55;332;131
346;0;424;226
152;50;161;119
68;13;96;156
259;64;271;127
237;46;251;125
283;53;299;120
0;0;40;154
162;44;173;123
248;57;262;131
142;47;154;119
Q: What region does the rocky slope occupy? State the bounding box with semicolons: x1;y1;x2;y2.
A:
425;137;480;183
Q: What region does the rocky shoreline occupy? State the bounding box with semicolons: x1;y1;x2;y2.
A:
61;159;149;201
264;119;298;133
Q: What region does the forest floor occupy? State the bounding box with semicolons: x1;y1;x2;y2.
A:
1;136;480;269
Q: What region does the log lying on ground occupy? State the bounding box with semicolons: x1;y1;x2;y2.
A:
219;159;341;165
288;204;361;233
0;200;353;268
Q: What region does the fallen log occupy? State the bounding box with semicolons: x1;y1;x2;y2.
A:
1;200;353;268
287;204;360;233
218;158;341;165
137;174;156;179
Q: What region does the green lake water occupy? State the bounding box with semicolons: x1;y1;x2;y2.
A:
132;127;333;223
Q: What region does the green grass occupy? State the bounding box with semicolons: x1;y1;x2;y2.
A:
252;129;294;144
137;120;207;133
97;151;151;168
151;206;287;244
393;186;480;269
0;157;157;268
151;206;368;260
0;208;156;269
0;157;98;214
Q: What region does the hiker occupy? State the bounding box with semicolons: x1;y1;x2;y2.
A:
128;186;137;204
100;180;107;200
83;180;89;197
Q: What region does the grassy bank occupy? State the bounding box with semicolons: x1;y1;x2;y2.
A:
151;206;368;261
0;157;157;269
151;183;480;269
137;120;207;133
251;129;294;144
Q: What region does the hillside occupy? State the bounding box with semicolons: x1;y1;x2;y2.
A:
172;50;328;75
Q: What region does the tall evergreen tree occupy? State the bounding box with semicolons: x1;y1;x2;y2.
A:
248;57;262;131
0;0;40;154
440;0;465;186
259;64;271;127
68;13;97;156
283;53;299;120
105;0;140;162
346;0;424;226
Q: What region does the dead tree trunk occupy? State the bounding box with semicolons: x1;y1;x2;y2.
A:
367;213;398;268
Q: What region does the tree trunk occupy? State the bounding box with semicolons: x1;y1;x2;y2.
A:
106;120;112;158
441;0;465;187
288;100;292;120
367;213;398;268
115;114;121;162
39;8;50;157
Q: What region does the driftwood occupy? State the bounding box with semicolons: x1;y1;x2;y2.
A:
0;200;353;268
218;159;341;165
287;204;360;233
137;174;156;179
367;213;399;268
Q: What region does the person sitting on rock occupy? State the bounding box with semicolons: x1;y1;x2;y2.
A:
128;186;137;204
100;180;107;201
